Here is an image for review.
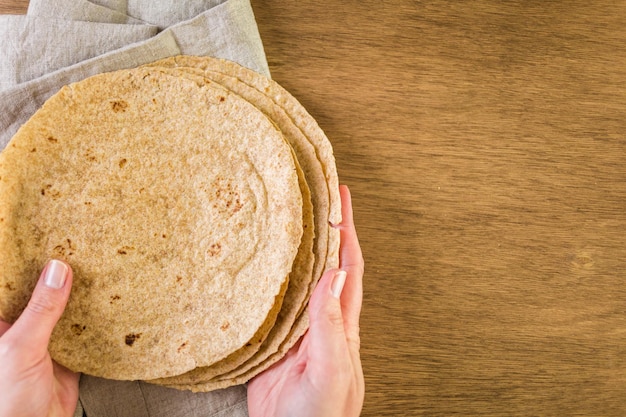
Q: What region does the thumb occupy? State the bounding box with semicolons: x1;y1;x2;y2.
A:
307;269;350;378
6;260;73;351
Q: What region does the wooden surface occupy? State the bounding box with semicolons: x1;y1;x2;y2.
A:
2;1;626;415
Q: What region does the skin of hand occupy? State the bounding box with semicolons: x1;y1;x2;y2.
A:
248;185;365;417
0;260;79;417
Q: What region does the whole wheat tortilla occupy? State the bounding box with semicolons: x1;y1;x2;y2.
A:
141;56;336;385
142;65;316;386
0;67;303;380
142;56;340;388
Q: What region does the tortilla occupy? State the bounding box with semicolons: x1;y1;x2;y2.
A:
0;67;303;380
0;55;341;391
142;56;341;388
142;65;316;385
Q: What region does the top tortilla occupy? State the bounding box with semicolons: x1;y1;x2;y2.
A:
0;67;303;380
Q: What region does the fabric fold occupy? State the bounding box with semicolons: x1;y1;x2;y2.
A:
0;15;158;89
28;0;145;24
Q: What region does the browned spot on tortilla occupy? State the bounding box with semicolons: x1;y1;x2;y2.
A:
71;324;86;336
207;243;221;257
117;245;135;255
111;100;129;113
212;177;243;214
125;333;141;346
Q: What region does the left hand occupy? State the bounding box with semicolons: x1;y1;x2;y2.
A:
0;259;80;417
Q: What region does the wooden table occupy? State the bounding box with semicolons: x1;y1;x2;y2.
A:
2;1;626;415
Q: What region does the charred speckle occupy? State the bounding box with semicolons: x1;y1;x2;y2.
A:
71;324;86;336
125;333;141;346
47;136;58;143
117;245;135;255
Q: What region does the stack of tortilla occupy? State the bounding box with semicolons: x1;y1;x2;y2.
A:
0;56;341;392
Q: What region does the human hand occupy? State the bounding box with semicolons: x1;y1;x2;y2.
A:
0;260;79;417
248;185;365;417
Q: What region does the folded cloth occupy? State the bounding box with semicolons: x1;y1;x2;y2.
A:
27;0;145;23
95;0;228;29
0;15;158;88
78;377;249;417
0;0;271;415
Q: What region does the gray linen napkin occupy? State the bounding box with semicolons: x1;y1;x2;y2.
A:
0;0;271;415
0;15;158;88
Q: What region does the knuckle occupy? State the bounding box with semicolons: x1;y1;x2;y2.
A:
25;292;59;318
347;328;361;351
344;258;365;278
356;257;365;276
326;308;345;329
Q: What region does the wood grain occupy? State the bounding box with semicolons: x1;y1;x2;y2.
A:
0;0;25;13
2;0;626;415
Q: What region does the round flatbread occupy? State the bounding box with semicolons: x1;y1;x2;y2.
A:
142;56;341;389
143;65;316;386
0;67;303;380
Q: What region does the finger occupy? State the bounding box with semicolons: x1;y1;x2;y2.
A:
5;260;73;352
334;185;364;348
306;268;352;386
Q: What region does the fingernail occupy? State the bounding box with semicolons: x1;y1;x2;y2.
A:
43;260;68;289
331;270;347;299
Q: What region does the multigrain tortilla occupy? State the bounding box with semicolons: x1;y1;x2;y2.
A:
142;56;341;389
0;67;303;380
